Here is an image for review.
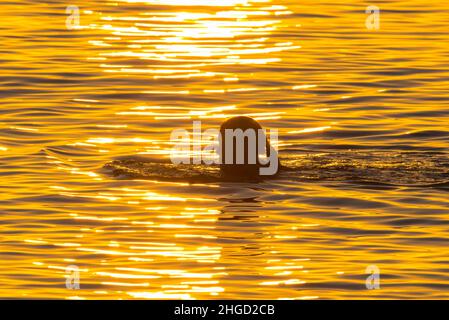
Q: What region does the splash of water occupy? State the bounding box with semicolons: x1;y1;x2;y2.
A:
104;151;449;186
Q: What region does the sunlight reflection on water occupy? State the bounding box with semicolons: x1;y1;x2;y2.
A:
1;0;449;299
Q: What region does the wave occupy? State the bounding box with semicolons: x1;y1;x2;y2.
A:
102;151;449;186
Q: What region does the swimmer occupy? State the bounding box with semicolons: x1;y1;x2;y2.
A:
219;116;280;179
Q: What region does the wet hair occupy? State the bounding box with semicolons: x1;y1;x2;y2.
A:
219;116;279;179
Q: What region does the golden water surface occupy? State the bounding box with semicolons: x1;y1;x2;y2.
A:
1;0;449;299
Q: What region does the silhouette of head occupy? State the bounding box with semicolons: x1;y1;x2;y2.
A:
219;116;279;179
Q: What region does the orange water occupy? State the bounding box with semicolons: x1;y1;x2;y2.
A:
1;0;449;299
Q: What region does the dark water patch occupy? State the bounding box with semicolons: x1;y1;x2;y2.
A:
385;218;449;227
320;226;392;236
395;110;449;117
367;68;441;76
394;130;449;139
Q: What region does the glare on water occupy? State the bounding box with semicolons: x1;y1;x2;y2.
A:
1;0;449;299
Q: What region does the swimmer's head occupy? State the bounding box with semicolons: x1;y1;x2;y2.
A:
219;116;279;178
